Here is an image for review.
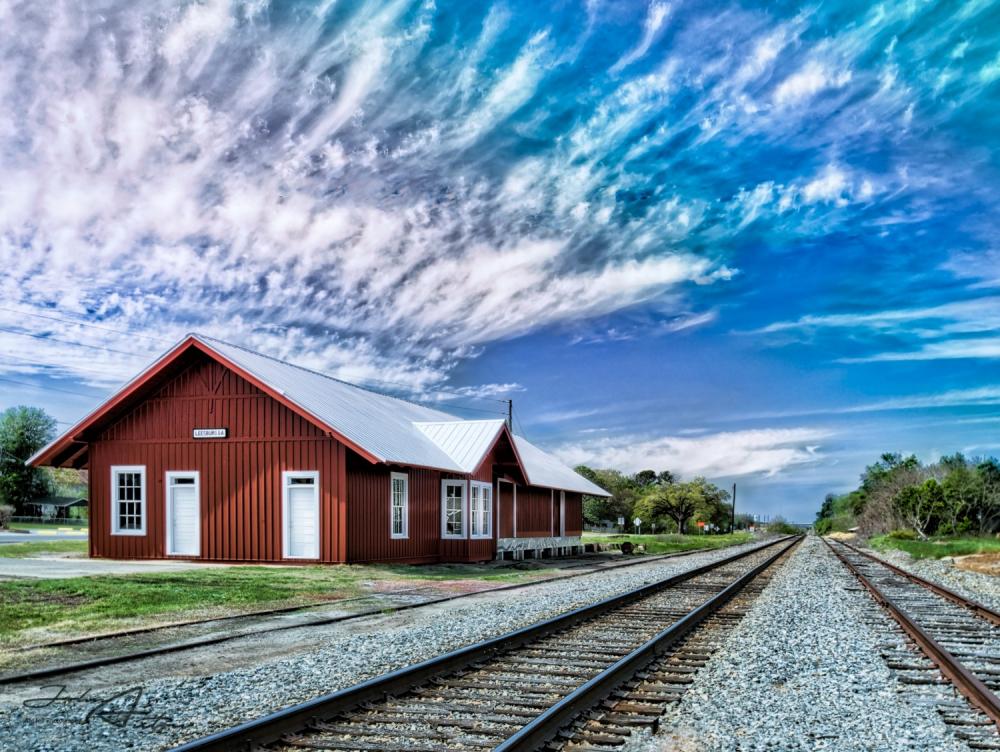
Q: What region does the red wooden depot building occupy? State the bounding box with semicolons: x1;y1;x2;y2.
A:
30;335;609;564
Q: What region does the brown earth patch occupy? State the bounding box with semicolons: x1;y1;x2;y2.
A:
954;553;1000;576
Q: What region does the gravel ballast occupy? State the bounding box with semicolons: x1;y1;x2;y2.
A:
0;538;778;752
870;545;1000;613
626;535;971;752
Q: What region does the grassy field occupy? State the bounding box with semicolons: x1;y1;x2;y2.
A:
0;541;89;558
582;531;753;555
8;521;89;531
0;559;558;645
869;535;1000;560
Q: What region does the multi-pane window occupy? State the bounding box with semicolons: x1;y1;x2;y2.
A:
470;482;492;538
111;466;146;535
441;480;465;538
390;472;409;539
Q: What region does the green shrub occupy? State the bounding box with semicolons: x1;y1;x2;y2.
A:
887;528;917;540
814;518;832;535
767;518;800;535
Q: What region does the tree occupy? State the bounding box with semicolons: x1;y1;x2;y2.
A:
576;466;641;525
893;478;945;539
856;453;924;536
689;476;731;530
649;483;699;534
972;459;1000;535
633;470;658;488
0;406;56;513
940;455;978;535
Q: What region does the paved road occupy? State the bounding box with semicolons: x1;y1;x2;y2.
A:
0;529;89;544
0;557;237;578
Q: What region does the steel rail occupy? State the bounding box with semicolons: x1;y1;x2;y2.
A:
0;543;730;686
823;537;1000;729
170;535;798;752
833;538;1000;627
495;535;801;751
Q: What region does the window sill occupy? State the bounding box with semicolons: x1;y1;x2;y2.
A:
111;530;147;536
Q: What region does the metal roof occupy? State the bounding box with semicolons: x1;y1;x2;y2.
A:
512;434;610;496
31;333;610;496
195;335;466;471
414;420;506;473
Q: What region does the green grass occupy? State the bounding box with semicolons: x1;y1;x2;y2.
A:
0;566;363;643
0;559;557;645
0;541;89;558
869;535;1000;560
582;531;753;555
8;521;89;530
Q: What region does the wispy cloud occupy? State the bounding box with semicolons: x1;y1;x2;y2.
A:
610;2;671;74
553;427;831;478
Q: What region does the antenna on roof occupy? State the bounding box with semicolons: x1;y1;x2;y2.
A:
506;400;513;431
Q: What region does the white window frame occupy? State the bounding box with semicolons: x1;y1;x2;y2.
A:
165;471;201;556
111;465;147;536
390;472;409;539
282;470;320;560
470;481;492;539
441;479;467;539
560;490;566;537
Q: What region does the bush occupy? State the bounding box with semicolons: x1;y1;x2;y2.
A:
0;505;12;529
887;528;917;540
814;518;832;535
767;518;800;535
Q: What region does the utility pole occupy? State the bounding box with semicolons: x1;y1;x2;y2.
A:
731;483;736;533
506;400;513;431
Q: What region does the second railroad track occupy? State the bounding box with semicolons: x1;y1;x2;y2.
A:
171;534;802;752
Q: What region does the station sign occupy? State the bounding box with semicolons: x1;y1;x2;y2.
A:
192;428;228;439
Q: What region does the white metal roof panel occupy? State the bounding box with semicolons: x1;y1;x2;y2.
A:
413;420;506;473
195;335;465;471
513;434;611;496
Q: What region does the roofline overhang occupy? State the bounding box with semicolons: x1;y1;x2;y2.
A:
29;335;384;468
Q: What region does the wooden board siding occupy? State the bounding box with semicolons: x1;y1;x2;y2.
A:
510;485;555;538
345;454;441;563
564;492;583;535
88;353;346;562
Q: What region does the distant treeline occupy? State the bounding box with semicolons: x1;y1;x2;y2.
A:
574;466;759;533
815;453;1000;538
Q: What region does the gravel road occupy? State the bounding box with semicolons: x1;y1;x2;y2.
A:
625;535;971;752
0;538;778;752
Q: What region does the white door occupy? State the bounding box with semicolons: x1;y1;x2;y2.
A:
283;472;319;559
166;472;200;556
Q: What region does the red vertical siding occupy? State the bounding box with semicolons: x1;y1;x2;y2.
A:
564;491;583;535
345;453;441;563
88;352;345;562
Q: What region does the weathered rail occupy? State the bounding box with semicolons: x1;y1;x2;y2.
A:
171;535;801;752
824;537;1000;746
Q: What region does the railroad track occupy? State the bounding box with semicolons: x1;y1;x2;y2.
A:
0;544;741;686
824;537;1000;750
171;535;801;752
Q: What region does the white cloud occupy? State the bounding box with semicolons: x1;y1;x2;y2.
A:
841;337;1000;363
553;427;830;478
801;164;850;204
0;1;731;394
610;2;671;74
755;298;1000;336
753;297;1000;364
773;61;851;106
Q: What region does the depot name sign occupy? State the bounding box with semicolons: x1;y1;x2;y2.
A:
192;428;228;439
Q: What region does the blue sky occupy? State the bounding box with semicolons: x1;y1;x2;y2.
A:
1;0;999;522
